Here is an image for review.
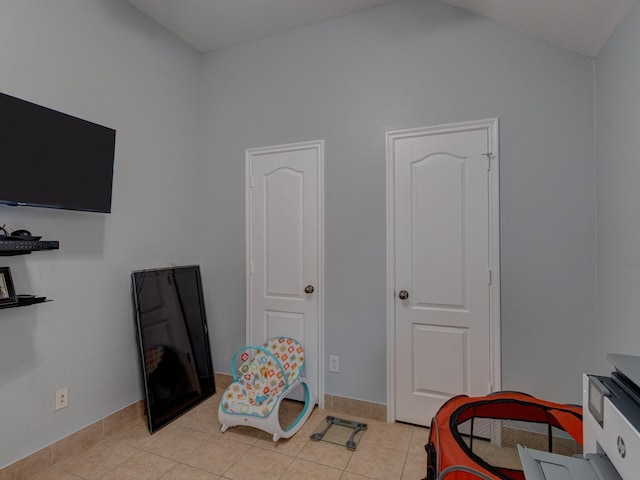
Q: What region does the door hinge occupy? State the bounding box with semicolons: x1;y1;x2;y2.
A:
250;176;254;189
250;261;255;275
488;269;492;285
482;152;493;170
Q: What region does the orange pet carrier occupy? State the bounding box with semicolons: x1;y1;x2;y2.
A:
424;392;583;480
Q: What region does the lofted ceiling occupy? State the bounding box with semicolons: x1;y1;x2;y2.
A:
126;0;635;57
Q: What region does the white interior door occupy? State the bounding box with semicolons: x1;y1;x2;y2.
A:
246;140;324;405
387;120;500;426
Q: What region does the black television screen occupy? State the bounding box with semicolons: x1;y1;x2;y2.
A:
0;92;116;213
132;265;215;433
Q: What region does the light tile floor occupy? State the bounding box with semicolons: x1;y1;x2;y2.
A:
33;393;429;480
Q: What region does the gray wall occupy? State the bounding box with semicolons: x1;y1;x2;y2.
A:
200;0;597;405
595;0;640;373
0;0;202;469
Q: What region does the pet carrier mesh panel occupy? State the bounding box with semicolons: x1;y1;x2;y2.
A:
425;392;583;480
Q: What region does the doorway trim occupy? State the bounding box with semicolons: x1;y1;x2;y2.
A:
245;139;325;408
385;119;501;422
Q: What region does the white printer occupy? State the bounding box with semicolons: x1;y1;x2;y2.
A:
519;354;640;479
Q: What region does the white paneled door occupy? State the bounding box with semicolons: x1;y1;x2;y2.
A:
387;120;500;426
246;140;324;405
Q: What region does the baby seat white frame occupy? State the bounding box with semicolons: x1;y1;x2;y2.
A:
218;337;316;441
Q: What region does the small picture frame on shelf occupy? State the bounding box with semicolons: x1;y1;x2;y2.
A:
0;267;17;306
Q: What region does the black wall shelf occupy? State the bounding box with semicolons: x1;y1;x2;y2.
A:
0;239;60;256
0;298;51;310
1;238;59;309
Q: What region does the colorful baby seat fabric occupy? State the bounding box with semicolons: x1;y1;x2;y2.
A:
221;337;304;417
218;337;315;441
269;337;304;389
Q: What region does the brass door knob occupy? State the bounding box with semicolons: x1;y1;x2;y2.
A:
304;285;315;294
398;290;409;300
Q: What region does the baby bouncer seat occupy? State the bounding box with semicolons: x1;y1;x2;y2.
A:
218;337;316;441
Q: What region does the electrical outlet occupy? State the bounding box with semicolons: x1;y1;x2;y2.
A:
55;387;68;411
329;355;340;372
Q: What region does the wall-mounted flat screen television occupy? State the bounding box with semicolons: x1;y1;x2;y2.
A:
0;92;116;213
132;265;215;433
